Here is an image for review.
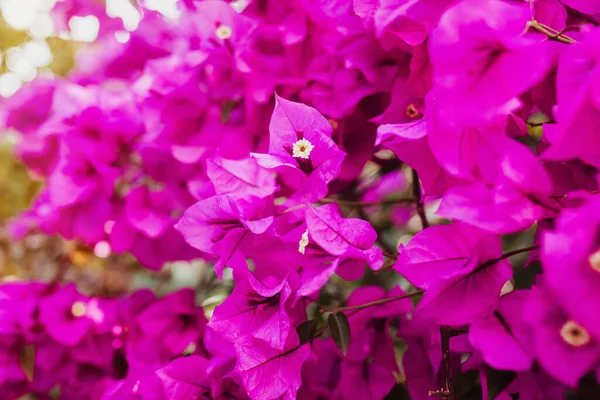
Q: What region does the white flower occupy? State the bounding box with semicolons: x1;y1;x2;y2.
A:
560;320;590;348
216;25;233;40
293;138;314;159
298;230;309;254
71;301;87;317
589;249;600;272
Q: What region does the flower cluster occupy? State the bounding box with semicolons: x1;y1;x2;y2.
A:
3;0;600;399
0;282;214;399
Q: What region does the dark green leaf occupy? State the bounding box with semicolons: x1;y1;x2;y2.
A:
383;384;411;400
50;384;61;399
296;319;319;344
220;101;236;123
513;261;542;290
19;344;35;382
566;372;600;400
453;369;480;399
487;368;517;400
328;312;351;356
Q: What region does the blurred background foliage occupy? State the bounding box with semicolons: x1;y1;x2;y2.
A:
0;2;225;307
0;5;75;222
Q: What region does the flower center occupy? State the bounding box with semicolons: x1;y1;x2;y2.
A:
298;230;309;254
216;25;233;40
71;301;87;318
293;138;314;159
588;249;600;273
406;104;420;119
560;320;590;348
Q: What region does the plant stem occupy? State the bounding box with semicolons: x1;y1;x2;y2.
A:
321;290;425;313
473;244;540;276
499;244;540;260
441;325;455;400
528;20;576;44
552;189;599;200
412;169;429;229
373;259;398;276
319;197;416;207
275;203;308;216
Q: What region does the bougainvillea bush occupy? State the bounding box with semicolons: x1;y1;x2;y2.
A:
2;0;600;398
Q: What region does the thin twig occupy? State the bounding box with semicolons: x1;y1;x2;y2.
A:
412;169;429;229
429;390;450;398
551;189;600;200
441;325;454;400
320;290;425;313
472;244;540;277
318;197;417;207
274;203;308;216
499;245;540;261
373;259;398;275
449;327;469;337
260;326;326;366
528;20;576;44
527;194;563;214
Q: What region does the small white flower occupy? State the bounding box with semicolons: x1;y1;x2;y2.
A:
298;230;309;254
560;320;590;348
216;25;233;40
94;240;111;258
589;249;600;273
71;301;87;318
293;138;314;159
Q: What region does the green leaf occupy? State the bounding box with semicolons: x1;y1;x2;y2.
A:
220;101;236;123
452;370;479;398
383;384;411;400
296;319;319;344
487;368;517;400
328;312;351;356
18;344;35;382
567;372;600;400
